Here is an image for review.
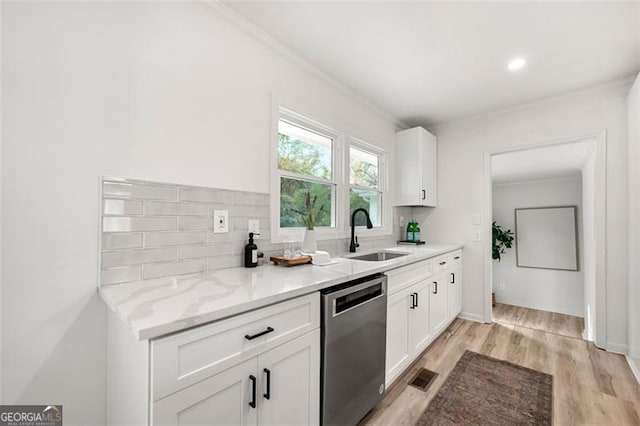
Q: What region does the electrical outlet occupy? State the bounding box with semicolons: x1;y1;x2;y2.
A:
499;283;506;290
213;210;229;233
474;230;482;242
248;219;260;237
399;216;405;227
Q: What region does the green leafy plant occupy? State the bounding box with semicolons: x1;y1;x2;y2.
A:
291;191;325;230
492;221;514;261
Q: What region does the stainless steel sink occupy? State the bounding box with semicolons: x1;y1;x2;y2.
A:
346;251;409;262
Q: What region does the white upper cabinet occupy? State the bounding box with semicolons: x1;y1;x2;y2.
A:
395;126;437;207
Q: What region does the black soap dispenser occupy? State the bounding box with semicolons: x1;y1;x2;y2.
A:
244;232;260;268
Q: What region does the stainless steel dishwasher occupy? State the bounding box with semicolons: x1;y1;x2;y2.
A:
321;273;387;426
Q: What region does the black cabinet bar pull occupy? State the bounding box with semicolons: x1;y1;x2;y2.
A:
249;375;257;408
433;282;438;294
263;368;271;400
415;292;419;307
245;327;274;340
454;256;460;260
451;272;455;284
410;293;416;309
439;261;446;265
422;189;426;200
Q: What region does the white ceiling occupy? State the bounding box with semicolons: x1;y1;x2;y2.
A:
224;1;640;126
491;140;593;184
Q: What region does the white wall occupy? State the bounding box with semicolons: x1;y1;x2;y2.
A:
1;2;398;423
492;176;584;317
426;79;631;351
627;74;640;368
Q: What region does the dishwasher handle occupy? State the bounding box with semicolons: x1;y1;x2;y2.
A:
324;275;387;317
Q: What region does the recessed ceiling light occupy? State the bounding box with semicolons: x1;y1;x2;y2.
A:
508;57;526;71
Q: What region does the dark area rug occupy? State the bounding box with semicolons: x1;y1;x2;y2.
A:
416;350;552;426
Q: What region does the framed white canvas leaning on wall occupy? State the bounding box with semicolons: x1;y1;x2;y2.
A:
515;206;579;271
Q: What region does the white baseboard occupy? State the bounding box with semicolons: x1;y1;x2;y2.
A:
458;311;485;323
626;356;640;385
606;342;628;355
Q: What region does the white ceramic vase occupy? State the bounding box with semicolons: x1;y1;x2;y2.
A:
302;229;317;253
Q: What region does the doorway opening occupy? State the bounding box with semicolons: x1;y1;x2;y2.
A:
483;134;606;346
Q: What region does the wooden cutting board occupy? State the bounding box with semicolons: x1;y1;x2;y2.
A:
269;255;312;267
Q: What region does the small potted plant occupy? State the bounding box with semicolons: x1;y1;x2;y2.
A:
492;221;514;261
257;251;264;266
492;221;514;306
292;191;324;253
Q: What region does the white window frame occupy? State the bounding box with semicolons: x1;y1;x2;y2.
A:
270;106;391;242
271;108;345;242
347;138;391;237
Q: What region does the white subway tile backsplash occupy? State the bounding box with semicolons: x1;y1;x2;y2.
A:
178;244;232;259
102;233;143;250
230;241;246;256
145;232;207;247
206;256;242;271
178;216;211;231
207;230;248;243
102;247;177;267
101;266;143;285
103;181;177;201
103;217;177;232
144;201;208;216
143;259;206;280
233;204;269;218
233;192;270;206
179;187;233;204
99;177;397;285
103;199;143;216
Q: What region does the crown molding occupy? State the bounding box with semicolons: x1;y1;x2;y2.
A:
429;74;637;132
199;1;408;130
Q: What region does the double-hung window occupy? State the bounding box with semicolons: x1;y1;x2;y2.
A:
349;141;384;227
276;114;338;232
273;108;388;240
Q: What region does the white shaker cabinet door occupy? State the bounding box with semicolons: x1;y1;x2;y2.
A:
385;288;412;384
395;126;437;207
152;358;258;426
447;264;462;318
408;279;431;354
429;274;449;335
258;330;320;426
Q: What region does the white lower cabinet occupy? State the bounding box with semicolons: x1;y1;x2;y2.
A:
385;277;432;385
107;292;320;426
257;330;320;426
385;287;412;382
408;280;431;353
153;330;320;426
385;250;463;387
153;358;257;426
448;261;462;318
429;273;449;335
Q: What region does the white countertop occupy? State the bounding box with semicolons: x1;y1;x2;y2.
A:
100;243;463;340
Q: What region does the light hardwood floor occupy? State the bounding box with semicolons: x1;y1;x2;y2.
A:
493;303;585;339
361;318;640;425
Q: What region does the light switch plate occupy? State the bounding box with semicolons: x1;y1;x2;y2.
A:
248;219;260;238
473;213;481;225
213;210;229;233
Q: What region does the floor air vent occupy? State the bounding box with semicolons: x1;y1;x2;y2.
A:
409;367;438;392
